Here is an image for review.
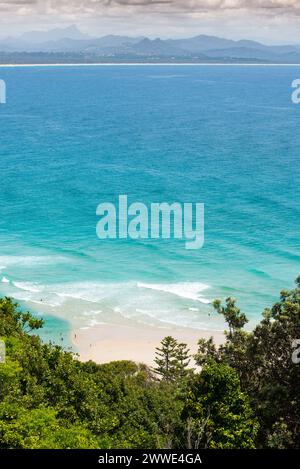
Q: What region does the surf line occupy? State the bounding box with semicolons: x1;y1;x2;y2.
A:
96;195;205;250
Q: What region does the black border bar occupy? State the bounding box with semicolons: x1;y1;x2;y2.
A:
0;449;297;466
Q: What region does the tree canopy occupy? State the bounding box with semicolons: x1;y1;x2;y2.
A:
0;276;299;449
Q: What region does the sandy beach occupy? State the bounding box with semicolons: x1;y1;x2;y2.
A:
72;322;225;366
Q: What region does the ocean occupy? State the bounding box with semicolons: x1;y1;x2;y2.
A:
0;65;299;340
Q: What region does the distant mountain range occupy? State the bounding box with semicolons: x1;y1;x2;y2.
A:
1;25;300;64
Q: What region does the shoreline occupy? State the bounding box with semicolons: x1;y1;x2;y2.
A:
0;294;226;366
1;63;300;68
72;322;225;366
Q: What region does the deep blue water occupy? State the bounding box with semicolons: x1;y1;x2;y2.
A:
0;65;299;333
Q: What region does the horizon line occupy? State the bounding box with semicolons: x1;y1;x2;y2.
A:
1;63;300;68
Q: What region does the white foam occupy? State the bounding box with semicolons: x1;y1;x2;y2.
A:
1;277;10;283
1;276;10;284
137;282;211;303
18;280;211;306
0;255;67;267
88;319;105;327
83;310;102;317
53;282;116;303
12;281;42;293
5;279;63;307
1;277;218;330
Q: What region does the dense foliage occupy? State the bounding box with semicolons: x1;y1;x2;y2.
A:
0;277;299;449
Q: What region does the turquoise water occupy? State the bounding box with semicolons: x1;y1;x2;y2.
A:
0;65;299;334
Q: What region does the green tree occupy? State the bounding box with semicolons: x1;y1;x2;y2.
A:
0;404;98;449
183;361;259;449
154;337;191;383
195;276;300;448
175;343;192;380
1;277;300;450
213;297;248;338
194;337;219;367
0;298;43;337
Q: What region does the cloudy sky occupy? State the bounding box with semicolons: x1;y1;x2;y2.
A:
0;0;300;43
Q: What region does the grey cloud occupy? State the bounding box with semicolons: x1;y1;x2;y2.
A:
1;0;300;17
